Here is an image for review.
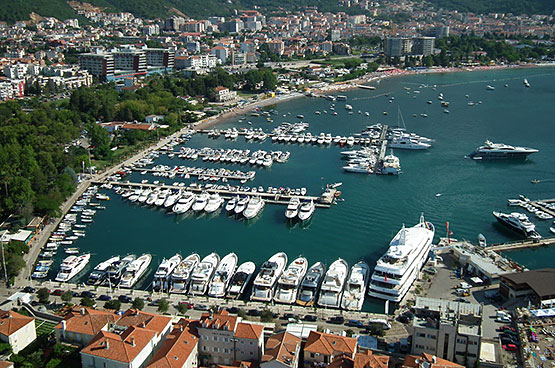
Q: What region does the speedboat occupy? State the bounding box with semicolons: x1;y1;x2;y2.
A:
380;151;401;175
163;191;181;208
296;262;326;307
251;252;288;302
389;136;431;150
274;256;308;304
234;195;250;215
208;252;238;297
468;140;538;160
189;252;220;295
205;193;224;213
298;199;315;222
243;196;265;219
172;192;195;214
340;261;370;311
86;256;120;286
55;253;91;282
226;261;256;299
285;197;301;220
170;253;200;293
119;254;152;288
152;254;182;292
104;254;135;286
318;258;348;308
225;196;238;213
368;214;435;302
493;211;541;239
192;191;210;212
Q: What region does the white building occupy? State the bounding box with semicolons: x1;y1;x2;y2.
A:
146;319;198;368
214;86;237;102
0;310;36;354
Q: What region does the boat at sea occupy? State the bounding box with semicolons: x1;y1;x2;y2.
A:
55;253;91;282
251;252;288;302
172;192;195;214
243;196;265;219
153;254;182;291
380;151;401;175
296;262;326;307
226;261;256;299
192;191;210;212
285;197;301;220
492;211;541;239
205;193;224;213
368;214;435;302
341;261;370;311
189;252;220;295
524;78;530;87
104;254;135;286
234;195;250;215
389;135;431;150
86;256;120;286
298;199;315;222
468;140;538;160
225;196;238;213
119;254;152;289
274;256;308;304
169;253;200;293
318;258;348;308
208;252;238;297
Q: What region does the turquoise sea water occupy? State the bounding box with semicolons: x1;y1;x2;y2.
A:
51;67;555;312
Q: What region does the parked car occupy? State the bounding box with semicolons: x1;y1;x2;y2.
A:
282;313;297;320
247;309;261;316
497;315;512;323
502;344;518;351
118;295;133;303
346;320;365;328
80;291;96;299
194;304;210;311
501;337;519;346
97;295;112;301
304;315;317;322
423;267;438;275
226;307;239;314
23;286;36;293
499;325;516;332
328;316;345;325
51;289;63;296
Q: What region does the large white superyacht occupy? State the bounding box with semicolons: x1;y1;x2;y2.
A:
340;261;370;311
274;257;308;304
189;253;220;295
227;261;256;299
251;252;288;302
368;214;435;302
86;256;120;286
296;262;326;307
317;258;348;308
169;253;200;293
207;252;238;297
119;254;152;288
152;254;182;292
55;253;91;282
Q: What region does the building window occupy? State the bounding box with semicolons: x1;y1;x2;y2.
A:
417;333;426;338
311;353;315;358
468;353;477;357
203;346;207;351
213;347;219;353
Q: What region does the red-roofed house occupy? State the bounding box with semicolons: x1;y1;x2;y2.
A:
402;353;464;368
303;331;357;366
327;350;389;368
197;311;264;366
146;319;199;368
261;332;301;368
0;310;36;353
54;307;118;346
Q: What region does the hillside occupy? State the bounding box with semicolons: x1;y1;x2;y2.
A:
427;0;554;15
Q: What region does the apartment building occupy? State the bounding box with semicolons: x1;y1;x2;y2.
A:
146;319;199;368
303;331;357;366
80;51;115;78
214;86;237;102
261;332;301;368
54;307;118;346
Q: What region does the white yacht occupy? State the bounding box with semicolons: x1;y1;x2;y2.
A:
192;191;210;212
172;192;195;214
234;195;250;215
208;252;238;297
317;258;348;308
285;197;301;220
251;252;288;302
86;256;120;286
55;253;91;282
170;253;200;293
493;211;541;239
243;196;265;219
389;136;431;150
380;152;401;175
189;253;220;295
225;196;238;213
152;254;182;292
227;261;256;299
296;262;326;307
340;261;370;311
163;191;181;208
368;214;435;302
274;257;309;304
105;254;135;286
298;199;315;222
205;193;224;213
468;140;538;160
119;254;152;288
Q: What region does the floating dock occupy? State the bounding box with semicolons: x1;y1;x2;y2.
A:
486;236;555;252
131;167;255;182
528;199;555;217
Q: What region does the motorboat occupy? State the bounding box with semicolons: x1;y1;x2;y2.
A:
251;252;288;302
340;261;370;311
189;252;220;295
226;261;256;299
225;196;238;213
380;151;401;175
205;193;224;213
170;253;200;293
389;136;431;150
274;257;309;304
298;199;315;222
468;140;538;160
172;192;195;214
296;262;326;307
119;254;152;288
152;254;182;291
163;191;181;208
192;191;210;212
318;258;348;308
285;197;301;220
104;254;135;286
243;196;265;219
86;256;120;286
368;214;435;302
524;78;530;87
493;211;541;239
55;253;91;282
234;195;250;215
208;252;238;297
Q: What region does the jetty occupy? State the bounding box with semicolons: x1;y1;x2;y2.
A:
487;237;555;252
528;198;555;217
131;167;255;182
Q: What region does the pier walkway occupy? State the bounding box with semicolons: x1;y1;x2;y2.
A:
378;125;389;162
486;236;555;252
529;198;555;217
130;167;255;182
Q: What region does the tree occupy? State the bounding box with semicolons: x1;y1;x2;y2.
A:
104;299;121;311
37;288;50;304
260;309;274;323
237;309;247;319
80;297;95;308
176;303;188;315
61;290;73;304
157;298;169;314
132;297;144;310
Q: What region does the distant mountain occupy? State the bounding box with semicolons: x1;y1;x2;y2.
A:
426;0;554;15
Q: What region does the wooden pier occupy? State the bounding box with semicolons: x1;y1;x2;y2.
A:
131;167;255;182
486;236;555;252
529;199;555;217
377;124;389;162
95;180;338;208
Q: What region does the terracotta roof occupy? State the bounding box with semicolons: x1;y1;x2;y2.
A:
116;309;171;335
235;322;263;340
54;307;117;337
200;311;238;331
81;326;156;363
262;332;300;365
304;331;357;356
214;86;228;92
402;353;464;368
146;319;198;368
354;350;389;368
0;310;34;337
120;123;155;131
0;361;14;368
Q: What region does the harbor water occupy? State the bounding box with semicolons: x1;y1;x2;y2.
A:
51;67;555;313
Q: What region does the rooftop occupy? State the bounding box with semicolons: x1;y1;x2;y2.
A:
501;268;555;298
0;310;34;337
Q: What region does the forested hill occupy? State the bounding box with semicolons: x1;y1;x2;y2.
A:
0;0;553;23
